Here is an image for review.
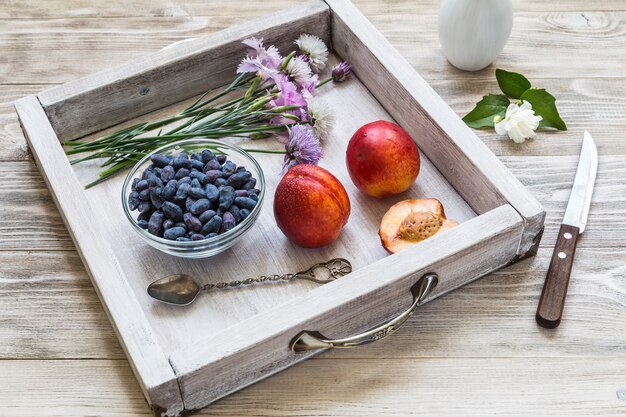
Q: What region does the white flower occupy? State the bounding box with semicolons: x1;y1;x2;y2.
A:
494;100;543;143
295;34;329;73
284;56;315;86
306;97;333;139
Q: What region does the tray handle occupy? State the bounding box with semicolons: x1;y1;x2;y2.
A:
290;273;438;352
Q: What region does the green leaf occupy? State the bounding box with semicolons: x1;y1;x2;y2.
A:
462;94;509;128
520;88;567;131
496;69;532;99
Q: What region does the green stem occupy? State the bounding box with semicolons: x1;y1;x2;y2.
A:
317;77;333;88
241;148;286;155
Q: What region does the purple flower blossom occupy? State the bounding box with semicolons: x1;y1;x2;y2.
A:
282;125;324;174
268;74;307;125
332;61;352;83
237;37;282;80
241;37;282;69
300;73;319;99
237;57;277;81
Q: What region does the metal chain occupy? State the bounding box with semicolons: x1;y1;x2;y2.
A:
202;273;295;291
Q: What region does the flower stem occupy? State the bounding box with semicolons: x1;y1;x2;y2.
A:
317;77;333;88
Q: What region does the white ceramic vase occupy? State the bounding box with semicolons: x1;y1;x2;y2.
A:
438;0;513;71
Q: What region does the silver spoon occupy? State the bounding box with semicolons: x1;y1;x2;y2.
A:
147;258;352;306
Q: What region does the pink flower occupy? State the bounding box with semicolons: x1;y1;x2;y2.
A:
282;125;324;173
237;57;277;81
300;73;319;99
237;37;282;80
242;37;282;69
268;74;307;125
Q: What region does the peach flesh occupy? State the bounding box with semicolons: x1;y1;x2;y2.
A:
379;198;458;254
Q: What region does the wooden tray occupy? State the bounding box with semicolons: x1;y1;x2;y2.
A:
15;0;545;415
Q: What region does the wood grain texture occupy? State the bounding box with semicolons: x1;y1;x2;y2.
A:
3;0;626;19
1;358;625;416
0;85;42;161
327;0;544;255
1;153;624;251
365;11;626;81
15;95;183;416
38;1;330;140
536;223;580;329
2;0;626;416
16;17;539;408
0;251;123;359
171;205;523;409
3;77;626;161
2;12;625;84
2;246;625;361
52;60;478;359
501;154;626;248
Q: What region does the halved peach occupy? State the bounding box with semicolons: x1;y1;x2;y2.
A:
379;198;458;254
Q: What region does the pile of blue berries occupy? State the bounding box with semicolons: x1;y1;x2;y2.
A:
127;149;260;241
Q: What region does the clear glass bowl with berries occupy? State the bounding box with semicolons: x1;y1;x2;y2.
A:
121;139;265;258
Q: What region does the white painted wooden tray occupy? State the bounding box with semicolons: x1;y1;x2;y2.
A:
15;0;545;415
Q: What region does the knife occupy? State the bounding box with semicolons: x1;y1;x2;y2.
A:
536;131;598;329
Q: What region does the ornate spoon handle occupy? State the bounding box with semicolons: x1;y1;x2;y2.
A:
201;258;352;291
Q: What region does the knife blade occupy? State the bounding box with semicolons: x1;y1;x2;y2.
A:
536;131;598;329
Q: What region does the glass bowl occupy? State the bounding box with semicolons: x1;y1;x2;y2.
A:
121;139;266;258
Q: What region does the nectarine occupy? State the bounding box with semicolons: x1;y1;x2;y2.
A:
274;165;350;248
346;120;420;198
379;198;458;254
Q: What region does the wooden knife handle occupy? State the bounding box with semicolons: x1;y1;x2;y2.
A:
536;223;580;329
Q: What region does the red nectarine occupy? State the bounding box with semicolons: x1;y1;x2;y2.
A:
346;120;420;198
274;165;350;248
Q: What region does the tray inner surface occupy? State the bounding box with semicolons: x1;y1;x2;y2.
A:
68;53;476;357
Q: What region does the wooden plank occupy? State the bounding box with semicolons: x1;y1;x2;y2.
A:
2;246;625;360
1;357;624;416
0;160;78;251
1;0;624;19
37;59;478;363
3;77;626;162
0;0;300;19
499;154;624;249
14;96;183;416
171;205;523;410
0;251;123;359
16;50;512;413
0;360;151;417
364;11;626;80
2;12;625;85
1;153;624;250
326;0;544;257
3;77;626;163
1;0;625;416
36;1;330;140
0;85;43;161
356;0;626;13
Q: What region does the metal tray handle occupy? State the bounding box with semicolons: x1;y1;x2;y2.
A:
290;273;439;352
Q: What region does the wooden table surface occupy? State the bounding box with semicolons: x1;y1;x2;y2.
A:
1;1;625;415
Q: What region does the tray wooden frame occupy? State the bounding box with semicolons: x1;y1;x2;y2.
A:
15;0;544;415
